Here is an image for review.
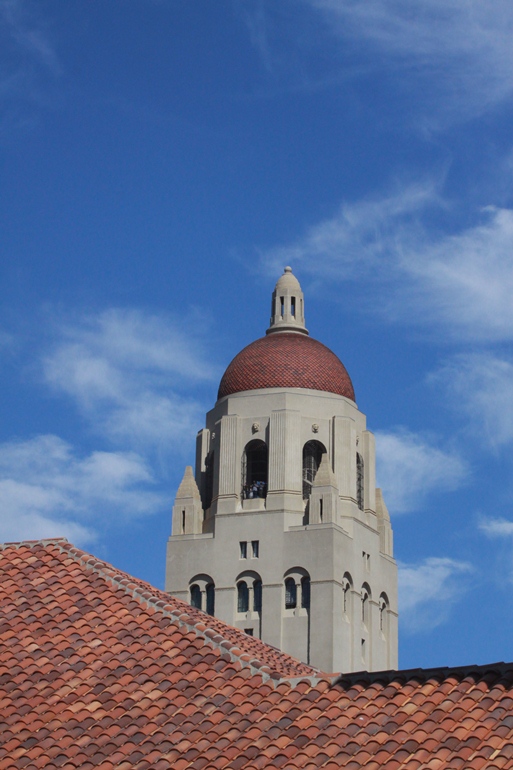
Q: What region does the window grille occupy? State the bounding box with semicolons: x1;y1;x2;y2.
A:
285;578;297;609
302;441;326;500
356;453;364;511
241;440;268;500
237;581;249;613
190;584;201;610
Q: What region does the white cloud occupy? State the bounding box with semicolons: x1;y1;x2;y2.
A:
42;308;218;452
399;556;472;632
400;207;513;342
479;517;513;537
375;429;467;513
0;434;168;545
308;0;513;120
262;180;438;281
262;185;513;344
432;353;513;449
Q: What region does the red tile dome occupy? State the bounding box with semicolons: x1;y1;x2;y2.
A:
218;332;355;401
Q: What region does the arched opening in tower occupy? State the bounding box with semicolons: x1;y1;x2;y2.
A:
241;439;268;499
302;440;326;500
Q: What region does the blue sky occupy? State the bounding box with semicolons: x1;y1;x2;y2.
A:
2;0;513;671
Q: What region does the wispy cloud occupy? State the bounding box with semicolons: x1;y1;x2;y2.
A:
0;434;167;545
240;1;274;73
480;517;513;537
262;185;513;343
0;0;60;131
308;0;513;121
42;308;219;454
399;556;472;632
262;180;438;282
375;429;467;513
478;516;513;585
432;353;513;450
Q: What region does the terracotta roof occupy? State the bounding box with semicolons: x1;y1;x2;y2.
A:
3;539;513;769
218;333;355;401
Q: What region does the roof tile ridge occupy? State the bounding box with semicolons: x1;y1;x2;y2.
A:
0;537;69;551
46;540;320;687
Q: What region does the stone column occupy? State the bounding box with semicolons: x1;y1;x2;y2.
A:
333;415;357;519
362;430;376;514
267;409;303;514
215;414;241;515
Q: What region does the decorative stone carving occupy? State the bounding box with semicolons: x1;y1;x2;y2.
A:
252;422;260;433
312;423;319;433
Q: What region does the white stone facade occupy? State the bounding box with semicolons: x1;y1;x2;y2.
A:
166;269;398;674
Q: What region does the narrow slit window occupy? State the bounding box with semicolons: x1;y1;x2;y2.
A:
253;580;262;613
181;510;186;534
240;541;247;559
206;583;215;616
301;576;310;609
356;453;364;511
319;498;323;522
251;540;259;558
280;296;285;317
362;591;369;625
291;296;296;317
285;578;297;609
237;581;249;613
190;584;201;610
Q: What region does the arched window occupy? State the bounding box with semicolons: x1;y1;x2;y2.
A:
361;584;371;627
356;452;364;511
285;577;297;609
301;576;310;610
204;450;214;510
237;581;249;613
379;593;389;636
189;574;215;615
242;440;268;499
190;584;201;610
206;583;215;616
302;441;326;500
253;580;262;613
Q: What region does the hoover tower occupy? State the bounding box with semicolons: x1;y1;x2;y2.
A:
166;268;397;673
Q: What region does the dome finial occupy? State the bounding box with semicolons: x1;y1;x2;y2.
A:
267;267;308;336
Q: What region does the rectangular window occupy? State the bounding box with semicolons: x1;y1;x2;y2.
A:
319;499;323;522
181;510;186;534
240;541;247;559
244;628;254;636
280;296;284;317
291;296;296;317
251;540;259;558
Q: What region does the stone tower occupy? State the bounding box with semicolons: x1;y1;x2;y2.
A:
166;268;398;673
